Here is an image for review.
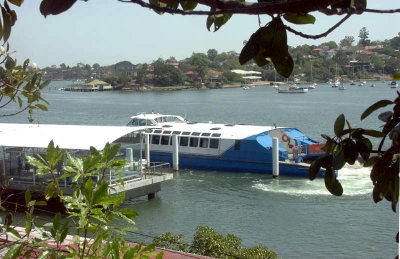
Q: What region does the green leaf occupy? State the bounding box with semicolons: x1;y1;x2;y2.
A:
8;0;24;7
363;129;384;138
92;181;108;205
309;158;322;180
253;54;270;67
324;168;343;196
332;148;345;170
25;221;31;236
35;103;48;111
271;52;293;78
112;237;120;259
361;99;393;120
45;182;58;200
6;227;21;240
40;0;77;17
1;7;12;42
283;13;316;24
53;212;61;232
5;56;15;70
5;212;12;226
4;243;23;259
343;142;358;165
25;189;31;205
35;201;47;206
206;10;215;32
363;156;378;167
84;178;93;205
334;114;345;137
239;28;263;65
180;1;197;11
214;13;232;32
118;208;139;219
392;72;400;80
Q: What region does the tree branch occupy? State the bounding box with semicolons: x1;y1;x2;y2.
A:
285;13;352;40
119;0;345;15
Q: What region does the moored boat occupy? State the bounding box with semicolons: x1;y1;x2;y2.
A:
277;85;308;93
390;81;398;88
127;113;326;177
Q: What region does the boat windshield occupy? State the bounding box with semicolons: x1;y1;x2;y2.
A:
154;116;185;123
127;118;156;126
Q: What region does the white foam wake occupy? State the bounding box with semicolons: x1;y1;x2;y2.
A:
252;162;373;197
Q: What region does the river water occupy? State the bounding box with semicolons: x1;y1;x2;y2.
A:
2;81;399;258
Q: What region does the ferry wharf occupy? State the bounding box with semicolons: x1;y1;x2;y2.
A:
0;123;173;200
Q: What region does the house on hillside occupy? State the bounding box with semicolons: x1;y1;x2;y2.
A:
115;61;136;77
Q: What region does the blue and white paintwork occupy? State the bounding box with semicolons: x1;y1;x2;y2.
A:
127;113;325;177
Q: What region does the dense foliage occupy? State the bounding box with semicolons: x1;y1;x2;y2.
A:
1;141;162;258
153;226;277;259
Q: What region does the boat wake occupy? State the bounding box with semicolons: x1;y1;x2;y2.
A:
252;162;373;197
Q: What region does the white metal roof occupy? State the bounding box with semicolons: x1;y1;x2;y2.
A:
0;123;152;150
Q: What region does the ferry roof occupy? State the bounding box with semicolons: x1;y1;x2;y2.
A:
151;122;277;140
0;123;153;150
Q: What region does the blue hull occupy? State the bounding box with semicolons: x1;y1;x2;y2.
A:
149;151;324;177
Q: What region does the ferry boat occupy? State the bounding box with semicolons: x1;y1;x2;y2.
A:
127;113;326;177
390;81;398;88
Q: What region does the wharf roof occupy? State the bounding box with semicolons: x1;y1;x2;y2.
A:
0;124;152;150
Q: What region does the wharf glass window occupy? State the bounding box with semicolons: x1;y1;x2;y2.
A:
151;135;160;144
200;138;209;148
180;137;189;146
210;139;219;149
161;135;170;145
190;137;199;147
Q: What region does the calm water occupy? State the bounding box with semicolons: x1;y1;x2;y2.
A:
2;81;399;258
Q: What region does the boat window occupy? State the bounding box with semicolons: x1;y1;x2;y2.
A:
190;137;199;147
225;124;235;127
210;127;221;130
211;133;221;137
172;131;181;135
201;133;211;137
138;119;147;126
163;131;172;134
161;135;170;145
180;137;189;146
200;138;209;148
127;119;138;126
151;135;160;145
162;125;172;128
191;132;201;136
182;132;191;135
235;140;241;150
154;130;162;133
210;139;219;149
